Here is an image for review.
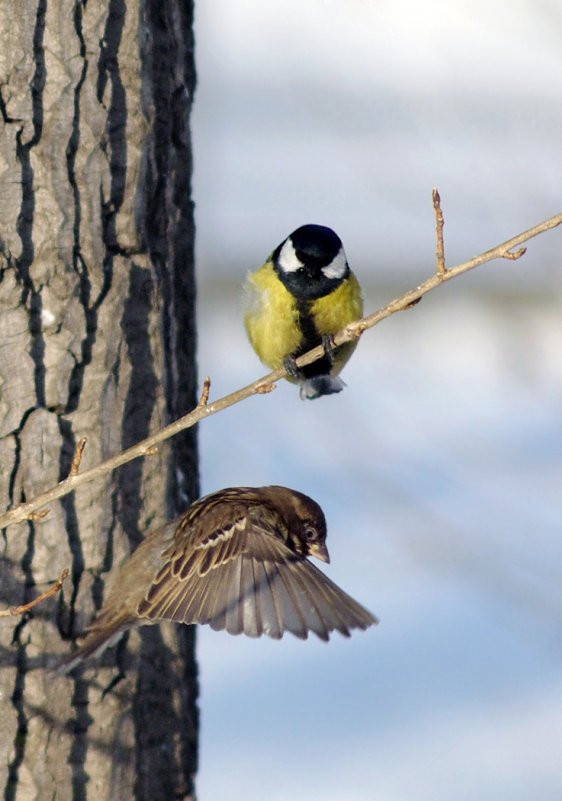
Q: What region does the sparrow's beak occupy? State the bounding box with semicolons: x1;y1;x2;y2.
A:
308;541;330;564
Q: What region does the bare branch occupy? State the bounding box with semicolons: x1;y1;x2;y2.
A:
432;188;446;274
0;568;69;617
1;209;561;531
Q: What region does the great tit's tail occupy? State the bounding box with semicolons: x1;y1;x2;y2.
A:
300;375;346;400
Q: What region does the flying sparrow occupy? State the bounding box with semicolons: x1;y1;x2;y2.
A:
59;485;377;673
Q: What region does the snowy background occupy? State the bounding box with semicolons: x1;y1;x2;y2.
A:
191;2;562;799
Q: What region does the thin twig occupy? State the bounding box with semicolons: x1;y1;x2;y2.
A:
502;247;527;260
0;568;70;617
0;210;561;531
69;437;87;478
432;188;446;274
199;376;211;406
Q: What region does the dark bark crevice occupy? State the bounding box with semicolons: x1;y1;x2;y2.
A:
57;418;86;618
67;0;88;268
98;0;129;257
14;0;47;407
135;2;199;796
3;633;29;801
3;521;35;801
133;627;190;801
139;0;198;514
67;676;93;801
6;408;36;507
118;263;159;547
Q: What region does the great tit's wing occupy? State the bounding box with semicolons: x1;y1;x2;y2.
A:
137;514;377;641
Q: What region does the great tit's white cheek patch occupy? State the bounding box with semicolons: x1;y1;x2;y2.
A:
322;248;348;280
278;238;304;274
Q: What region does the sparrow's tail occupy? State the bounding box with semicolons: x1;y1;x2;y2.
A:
55;611;133;676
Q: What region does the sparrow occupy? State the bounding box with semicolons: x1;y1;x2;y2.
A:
244;224;363;399
59;486;377;672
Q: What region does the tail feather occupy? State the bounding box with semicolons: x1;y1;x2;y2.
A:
55;612;133;676
300;375;345;400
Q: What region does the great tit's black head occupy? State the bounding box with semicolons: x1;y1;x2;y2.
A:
272;224;349;301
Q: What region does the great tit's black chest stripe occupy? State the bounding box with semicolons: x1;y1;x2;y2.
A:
293;299;333;379
277;268;344;302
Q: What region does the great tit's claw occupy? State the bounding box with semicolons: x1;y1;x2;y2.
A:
321;334;336;365
284;356;302;379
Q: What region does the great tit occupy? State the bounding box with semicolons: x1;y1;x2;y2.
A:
244;224;363;399
58;485;377;671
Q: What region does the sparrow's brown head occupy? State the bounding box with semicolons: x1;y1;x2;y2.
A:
258;485;330;563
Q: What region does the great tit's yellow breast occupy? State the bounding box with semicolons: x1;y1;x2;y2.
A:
310;272;363;375
310;272;363;333
244;262;303;370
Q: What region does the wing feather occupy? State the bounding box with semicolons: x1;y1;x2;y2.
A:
146;576;186;620
248;556;280;638
265;555;309;639
203;554;237;631
300;561;377;633
222;555;244;635
279;560;332;641
238;556;260;637
259;558;284;639
175;566;213;623
136;517;376;641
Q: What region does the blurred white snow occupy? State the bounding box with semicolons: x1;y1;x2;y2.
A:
191;3;562;799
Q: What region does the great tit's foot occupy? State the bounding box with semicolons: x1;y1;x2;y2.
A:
321;334;337;365
284;356;302;379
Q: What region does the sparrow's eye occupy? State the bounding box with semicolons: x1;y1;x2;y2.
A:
303;525;319;542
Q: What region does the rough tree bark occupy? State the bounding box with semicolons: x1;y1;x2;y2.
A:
0;1;199;799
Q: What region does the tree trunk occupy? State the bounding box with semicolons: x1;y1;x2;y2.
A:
0;1;199;799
